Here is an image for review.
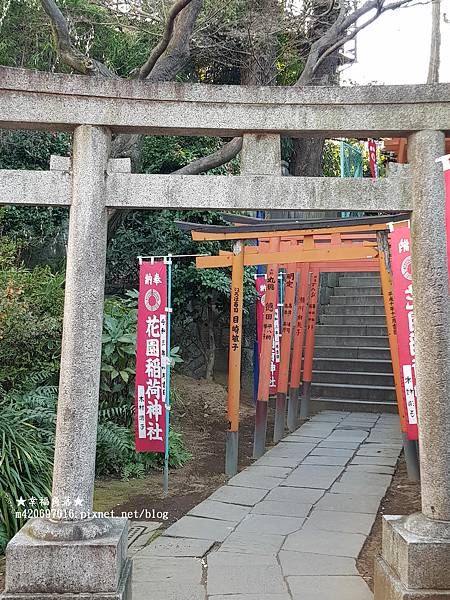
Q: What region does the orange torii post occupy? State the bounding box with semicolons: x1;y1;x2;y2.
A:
377;229;420;481
274;262;297;443
287;263;310;432
300;267;320;419
254;237;280;458
225;240;245;477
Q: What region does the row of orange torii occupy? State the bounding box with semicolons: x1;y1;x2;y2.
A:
176;212;417;478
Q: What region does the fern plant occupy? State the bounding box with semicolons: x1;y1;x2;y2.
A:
0;375;190;553
0;400;53;552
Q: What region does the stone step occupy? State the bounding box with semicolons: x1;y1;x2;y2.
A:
314;345;392;360
324;304;385;316
312;369;394;387
312;396;397;407
330;295;384;306
313;357;394;374
338;276;381;287
315;335;389;348
320;314;387;326
312;382;397;402
337;272;377;277
315;324;388;337
334;286;382;296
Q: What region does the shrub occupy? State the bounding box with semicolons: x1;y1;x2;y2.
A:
0;239;64;390
0;240;190;552
0;374;190;553
0;377;55;553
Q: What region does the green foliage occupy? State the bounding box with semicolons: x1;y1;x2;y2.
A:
0;131;71;171
0;0;155;76
106;209;256;330
101;297;138;427
0;371;190;552
0;376;55;552
323;140;342;178
141;136;240;175
0;238;64;390
0;130;70;264
0;240;190;551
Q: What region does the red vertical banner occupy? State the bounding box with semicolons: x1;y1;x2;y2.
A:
436;154;450;286
257;252;279;402
277;266;297;394
256;275;266;350
135;261;168;453
368;139;378;178
269;299;281;395
390;226;418;441
256;273;280;395
302;268;320;383
290;265;309;389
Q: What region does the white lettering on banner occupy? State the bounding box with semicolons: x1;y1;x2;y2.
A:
147;398;162;422
145;357;161;379
398;238;410;254
146;338;159;357
148;421;163;441
145;273;162;286
403;364;417;425
146;315;161;338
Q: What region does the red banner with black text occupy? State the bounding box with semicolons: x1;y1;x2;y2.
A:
390;226;418;441
256;275;280;394
135;261;168;453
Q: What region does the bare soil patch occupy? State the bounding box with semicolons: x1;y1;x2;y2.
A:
103;373;258;525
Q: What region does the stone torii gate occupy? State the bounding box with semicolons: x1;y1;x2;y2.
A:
1;67;450;600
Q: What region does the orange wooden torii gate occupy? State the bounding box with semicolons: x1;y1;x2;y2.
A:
176;213;412;477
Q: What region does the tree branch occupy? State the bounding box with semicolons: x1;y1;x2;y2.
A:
173;137;243;175
40;0;117;77
144;0;204;83
297;0;420;84
138;0;194;80
427;0;441;83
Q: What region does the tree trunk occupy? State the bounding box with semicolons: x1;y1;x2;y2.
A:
427;0;441;84
290;48;340;179
289;0;341;182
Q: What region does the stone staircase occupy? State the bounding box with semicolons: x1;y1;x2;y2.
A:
312;272;397;408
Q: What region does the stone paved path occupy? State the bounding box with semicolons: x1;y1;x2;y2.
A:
133;410;402;600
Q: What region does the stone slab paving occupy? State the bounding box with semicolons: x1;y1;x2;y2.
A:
132;410;402;600
127;520;162;557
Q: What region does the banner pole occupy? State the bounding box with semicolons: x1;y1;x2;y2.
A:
163;254;173;496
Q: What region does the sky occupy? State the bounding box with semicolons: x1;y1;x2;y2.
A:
294;1;450;85
341;0;450;85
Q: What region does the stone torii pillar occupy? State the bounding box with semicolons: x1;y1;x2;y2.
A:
3;125;131;600
241;134;283;459
375;130;450;599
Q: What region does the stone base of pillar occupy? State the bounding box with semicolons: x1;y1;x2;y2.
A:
374;514;450;599
2;518;131;600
